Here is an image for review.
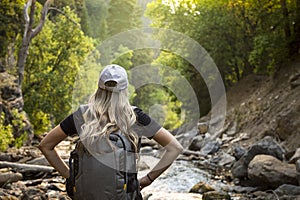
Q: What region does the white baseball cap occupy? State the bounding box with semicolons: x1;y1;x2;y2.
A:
98;64;128;92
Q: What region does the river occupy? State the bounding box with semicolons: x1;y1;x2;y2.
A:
138;155;233;200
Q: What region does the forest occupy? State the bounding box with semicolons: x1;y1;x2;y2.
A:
1;0;299;150
1;0;300;199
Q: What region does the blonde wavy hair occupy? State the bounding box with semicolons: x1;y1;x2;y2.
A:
80;87;138;153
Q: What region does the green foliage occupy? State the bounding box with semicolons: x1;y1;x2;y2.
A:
10;109;29;148
146;0;297;82
112;45;134;70
0;0;25;59
73;52;101;102
107;0;142;36
2;0;297;136
23;6;95;125
0;109;29;151
134;85;183;130
249;34;287;75
30;110;51;135
85;0;108;41
0;112;14;151
74;0;91;36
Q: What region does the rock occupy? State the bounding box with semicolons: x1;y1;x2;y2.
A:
248;155;298;189
20;187;46;200
296;159;300;172
198;122;208;134
175;127;198;149
200;139;221;156
229;132;250;144
289;71;300;89
0;72;33;144
26;157;50;166
202;191;231;200
188;135;204;151
296;159;300;185
141;137;157;147
210;152;235;168
189;181;215;194
232;146;247;160
0;153;13;162
289;148;300;163
275;184;300;196
276;107;300;142
0;189;19;199
228;185;257;193
221;133;234;144
251;191;274;200
48;182;66;191
217;153;235;167
227;121;238;136
0;172;23;187
231;136;285;179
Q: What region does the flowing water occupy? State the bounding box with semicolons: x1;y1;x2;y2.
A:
138;156;229;200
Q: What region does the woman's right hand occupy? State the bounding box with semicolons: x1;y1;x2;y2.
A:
138;175;152;190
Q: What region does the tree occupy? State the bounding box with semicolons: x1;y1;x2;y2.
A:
23;6;95;129
0;0;25;69
107;0;142;36
85;0;109;41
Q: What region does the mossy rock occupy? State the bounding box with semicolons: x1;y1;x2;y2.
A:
189;181;215;194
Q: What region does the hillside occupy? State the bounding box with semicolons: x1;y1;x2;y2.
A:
225;56;300;153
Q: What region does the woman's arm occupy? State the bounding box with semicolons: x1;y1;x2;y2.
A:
38;125;70;178
139;127;183;189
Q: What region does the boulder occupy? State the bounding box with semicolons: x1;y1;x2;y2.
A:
188;135;204;151
232;146;247;160
0;172;23;187
231;136;285;179
200;139;221;156
275;184;300;196
189;181;215;194
248;155;298;189
210;152;236;168
275;105;300;144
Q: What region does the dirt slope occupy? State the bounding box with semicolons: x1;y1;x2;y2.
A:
224;56;300;153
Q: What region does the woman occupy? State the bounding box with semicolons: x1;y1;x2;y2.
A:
38;64;183;199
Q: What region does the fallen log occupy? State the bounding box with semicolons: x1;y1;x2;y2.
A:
0;161;54;173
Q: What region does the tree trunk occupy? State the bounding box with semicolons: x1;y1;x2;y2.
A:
280;0;291;39
16;0;53;90
17;0;36;89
